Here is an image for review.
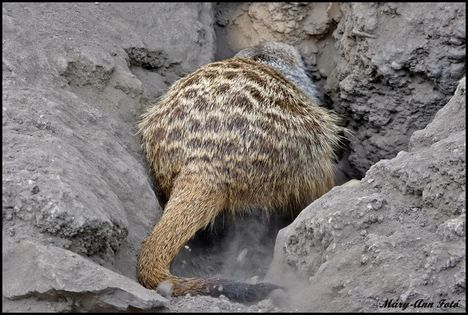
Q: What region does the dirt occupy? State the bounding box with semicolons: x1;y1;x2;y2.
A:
2;2;465;312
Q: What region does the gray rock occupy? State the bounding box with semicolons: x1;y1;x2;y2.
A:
214;3;465;178
2;2;215;311
331;3;466;176
436;214;466;241
409;78;466;150
2;2;466;312
268;78;466;312
2;239;168;312
164;295;282;313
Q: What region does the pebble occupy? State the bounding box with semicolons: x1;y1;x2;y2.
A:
31;185;40;195
361;255;369;265
250;275;259;284
390;61;403;70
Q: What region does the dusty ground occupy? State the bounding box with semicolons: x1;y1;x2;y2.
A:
2;2;465;312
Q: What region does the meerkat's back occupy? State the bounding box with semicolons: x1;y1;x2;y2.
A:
136;42;344;302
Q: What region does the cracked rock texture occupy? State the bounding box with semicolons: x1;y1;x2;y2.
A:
268;78;466;312
2;2;215;312
215;2;466;177
2;240;168;312
2;2;466;313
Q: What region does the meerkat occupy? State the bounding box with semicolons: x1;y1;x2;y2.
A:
136;42;345;302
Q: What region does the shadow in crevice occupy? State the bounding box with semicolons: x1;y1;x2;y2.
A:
171;211;292;282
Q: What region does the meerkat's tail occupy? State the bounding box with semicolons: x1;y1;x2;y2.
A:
137;173;283;302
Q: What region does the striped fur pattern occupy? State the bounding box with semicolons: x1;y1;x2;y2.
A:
136;42;344;300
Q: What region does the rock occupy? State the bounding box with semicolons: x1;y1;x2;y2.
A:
450;63;466;79
268;78;466;312
2;239;168;312
331;3;466;175
409;77;466;150
2;2;465;312
165;295;282;313
2;2;215;311
436;214;465;241
214;3;466;179
214;3;337;60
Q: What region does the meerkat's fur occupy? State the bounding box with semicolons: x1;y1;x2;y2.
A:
136;42;344;302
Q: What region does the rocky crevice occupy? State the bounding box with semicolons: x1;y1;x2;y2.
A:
2;2;465;312
268;78;466;312
214;2;465;178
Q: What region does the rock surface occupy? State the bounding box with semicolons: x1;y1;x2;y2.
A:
2;2;465;313
215;2;466;178
2;239;168;312
268;78;466;312
2;2;215;312
165;295;282;313
331;3;466;175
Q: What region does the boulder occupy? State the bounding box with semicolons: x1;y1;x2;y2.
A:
331;3;466;175
2;2;215;311
268;78;466;312
2;239;168;312
214;3;466;178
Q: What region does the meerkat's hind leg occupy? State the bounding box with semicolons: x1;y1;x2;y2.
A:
137;173;226;290
137;172;285;302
